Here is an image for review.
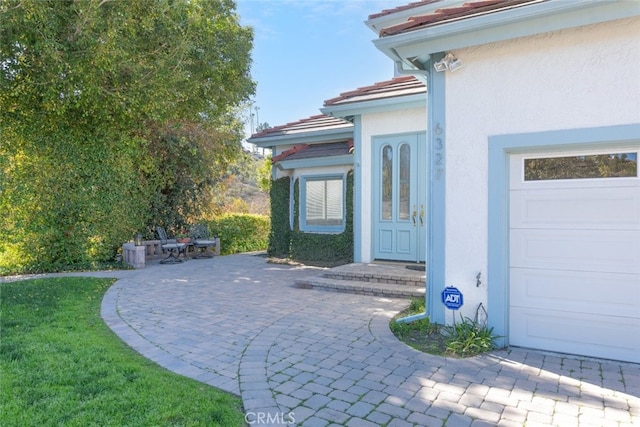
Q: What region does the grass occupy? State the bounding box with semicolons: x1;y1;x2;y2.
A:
1;277;246;427
390;298;500;357
0;259;132;277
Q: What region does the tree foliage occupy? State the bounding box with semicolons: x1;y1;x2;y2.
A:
143;118;247;237
0;0;255;273
197;150;270;218
256;122;271;133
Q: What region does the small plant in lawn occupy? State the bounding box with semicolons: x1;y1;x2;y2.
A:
443;315;500;357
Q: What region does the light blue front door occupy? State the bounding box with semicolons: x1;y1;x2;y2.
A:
373;133;426;262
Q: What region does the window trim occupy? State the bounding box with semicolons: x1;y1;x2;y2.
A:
299;174;346;233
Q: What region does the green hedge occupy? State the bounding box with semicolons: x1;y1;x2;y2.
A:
0;131;149;276
206;214;269;256
291;170;353;266
267;177;291;257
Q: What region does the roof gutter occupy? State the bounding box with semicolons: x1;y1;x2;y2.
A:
373;0;639;62
321;92;426;120
248;128;353;148
392;47;429;86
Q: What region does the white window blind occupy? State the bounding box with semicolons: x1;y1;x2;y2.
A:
305;177;343;226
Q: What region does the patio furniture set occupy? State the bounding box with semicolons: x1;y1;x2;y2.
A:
156;224;218;264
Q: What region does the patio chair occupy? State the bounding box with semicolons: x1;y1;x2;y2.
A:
156;226;187;264
189;223;218;259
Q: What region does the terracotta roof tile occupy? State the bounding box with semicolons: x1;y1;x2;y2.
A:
249;114;352;140
368;0;440;20
379;0;541;37
272;141;353;164
324;76;425;107
271;144;308;163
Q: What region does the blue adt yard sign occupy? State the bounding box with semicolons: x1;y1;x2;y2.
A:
441;286;464;310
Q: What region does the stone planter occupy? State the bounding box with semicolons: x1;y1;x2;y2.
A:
122;243;146;269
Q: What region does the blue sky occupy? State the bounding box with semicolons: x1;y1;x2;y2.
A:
235;0;411;137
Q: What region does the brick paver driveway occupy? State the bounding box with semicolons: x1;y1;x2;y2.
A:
98;253;640;426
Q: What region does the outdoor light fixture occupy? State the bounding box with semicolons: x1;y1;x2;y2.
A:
433;59;449;72
134;233;143;246
433;53;463;72
448;55;463;72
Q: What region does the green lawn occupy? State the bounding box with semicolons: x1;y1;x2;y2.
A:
1;277;246;426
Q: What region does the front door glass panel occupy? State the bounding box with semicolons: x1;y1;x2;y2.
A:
399;143;411;220
381;145;393;220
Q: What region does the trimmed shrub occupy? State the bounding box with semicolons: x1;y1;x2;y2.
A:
267;177;290;257
206;214;269;255
0;130;149;275
289;170;353;266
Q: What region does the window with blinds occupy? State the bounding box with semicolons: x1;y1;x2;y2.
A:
303;176;344;231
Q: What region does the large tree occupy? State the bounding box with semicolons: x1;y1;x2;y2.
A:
0;0;254;273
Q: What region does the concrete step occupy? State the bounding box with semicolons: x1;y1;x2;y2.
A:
323;262;425;287
294;276;425;298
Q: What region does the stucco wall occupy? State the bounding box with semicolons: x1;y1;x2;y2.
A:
358;107;427;262
443;17;640;320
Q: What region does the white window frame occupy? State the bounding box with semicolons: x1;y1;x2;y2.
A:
299;174;346;233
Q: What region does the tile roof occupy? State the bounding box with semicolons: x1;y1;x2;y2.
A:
378;0;542;37
323;76;425;107
249;114;352;140
271;141;354;164
368;0;440;20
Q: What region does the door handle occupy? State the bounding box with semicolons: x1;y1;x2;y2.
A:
419;205;424;226
412;205;417;226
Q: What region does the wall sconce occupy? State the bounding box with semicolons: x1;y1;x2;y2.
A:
433;53;463;72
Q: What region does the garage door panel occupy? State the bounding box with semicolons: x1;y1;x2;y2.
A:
509;307;640;363
510;268;639;318
509;149;639;363
510;186;640;229
510;229;640;274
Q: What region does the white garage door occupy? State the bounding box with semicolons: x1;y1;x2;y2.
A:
509;148;640;363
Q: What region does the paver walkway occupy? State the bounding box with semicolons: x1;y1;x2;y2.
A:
7;253;639;426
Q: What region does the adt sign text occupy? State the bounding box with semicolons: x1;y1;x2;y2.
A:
441;286;464;310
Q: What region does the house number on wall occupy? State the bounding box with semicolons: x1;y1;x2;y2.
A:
434;122;444;181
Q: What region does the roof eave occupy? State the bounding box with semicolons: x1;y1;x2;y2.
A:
374;0;640;64
321;92;426;119
276;154;354;170
365;0;458;34
248;128;354;148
